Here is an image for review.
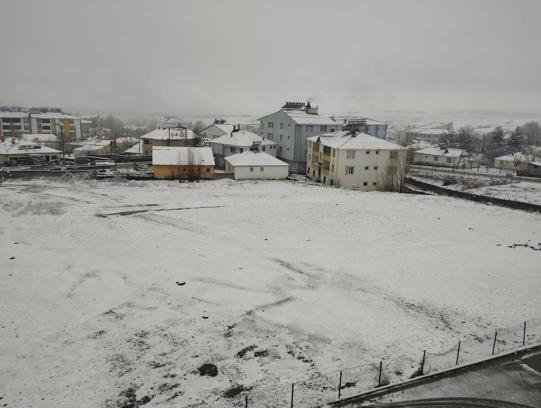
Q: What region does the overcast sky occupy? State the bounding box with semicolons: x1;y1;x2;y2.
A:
1;0;540;116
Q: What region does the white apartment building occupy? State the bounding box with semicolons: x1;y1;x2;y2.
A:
306;130;406;191
0;112;31;138
258;101;340;173
0;109;82;141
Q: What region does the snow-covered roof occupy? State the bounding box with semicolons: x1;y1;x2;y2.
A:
339;117;387;126
408;128;451;136
415;146;464;158
140;128;194;141
0;111;28;118
529;161;541;167
284;110;338;125
307;131;403;150
407;140;434;150
73;140;111;153
30;112;80;120
495;153;528;162
0;140;61;155
21;133;58;142
152;147;215;166
225;151;288;167
210;130;276;147
123;141;143;154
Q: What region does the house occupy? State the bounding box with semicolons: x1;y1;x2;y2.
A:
225;151;289;180
152;146;215;180
405;122;454;144
140;128;195;155
517;161;541;178
210;127;277;167
199;120;235;140
306;130;406;191
493;153;529;171
258;101;340;173
73;140;113;158
413;146;466;168
0;139;61;165
339;117;388;139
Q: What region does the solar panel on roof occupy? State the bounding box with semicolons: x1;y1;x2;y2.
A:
282;102;305;110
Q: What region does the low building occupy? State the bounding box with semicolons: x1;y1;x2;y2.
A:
406;122;454;144
306;130;406;191
493;153;529;171
225;151;289;180
140;128;195;155
152;146;215;180
518;161;541;178
21;133;60;150
413;146;466;168
0;139;61;165
210;128;277;167
73;140;113;158
199;120;235;140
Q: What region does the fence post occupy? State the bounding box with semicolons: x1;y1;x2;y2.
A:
245;394;248;408
492;331;498;355
338;370;342;400
290;383;294;408
377;360;383;387
523;321;527;346
420;350;426;375
456;341;461;365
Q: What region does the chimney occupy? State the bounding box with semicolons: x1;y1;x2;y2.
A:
305;101;319;115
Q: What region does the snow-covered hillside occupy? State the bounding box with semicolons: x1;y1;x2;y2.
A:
0;178;539;407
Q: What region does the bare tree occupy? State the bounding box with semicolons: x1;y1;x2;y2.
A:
185;148;200;182
382;150;407;192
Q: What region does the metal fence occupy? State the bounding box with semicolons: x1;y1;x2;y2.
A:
229;317;541;407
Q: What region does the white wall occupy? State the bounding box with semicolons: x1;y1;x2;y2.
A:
413;152;460;167
233;165;288;180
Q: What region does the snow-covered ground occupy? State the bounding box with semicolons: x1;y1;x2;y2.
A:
1;178;540;407
469;182;541;206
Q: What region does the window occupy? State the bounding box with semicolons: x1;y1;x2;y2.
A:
206;168;211;173
143;139;150;144
434;156;439;161
345;166;354;175
262;146;266;151
390;151;398;159
268;133;272;139
323;146;331;155
330;128;335;132
250;167;254;172
321;125;327;132
374;166;378;170
373;182;377;186
376;150;380;155
306;125;313;132
364;166;369;170
446;158;451;163
288;135;290;139
280;122;283;129
260;167;264;172
268;122;274;128
363;182;368;186
240;148;244;153
366;150;371;155
346;150;355;159
279;135;283;141
231;147;236;153
312;170;315;177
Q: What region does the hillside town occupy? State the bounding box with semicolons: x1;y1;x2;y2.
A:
1;1;541;408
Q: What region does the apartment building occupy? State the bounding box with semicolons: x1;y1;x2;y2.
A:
258;101;340;173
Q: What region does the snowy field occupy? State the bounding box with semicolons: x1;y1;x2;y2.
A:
1;178;540;407
469;181;541;206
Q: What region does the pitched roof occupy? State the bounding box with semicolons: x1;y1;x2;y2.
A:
495;153;527;162
73;140;112;153
225;151;288;167
415;146;464;158
30;112;80;120
140;128;195;141
0;140;61;155
307;131;403;150
152;147;215;166
210;130;276;147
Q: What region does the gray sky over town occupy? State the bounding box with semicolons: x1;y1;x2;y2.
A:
1;0;540;116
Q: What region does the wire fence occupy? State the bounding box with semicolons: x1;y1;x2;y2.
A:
228;317;541;407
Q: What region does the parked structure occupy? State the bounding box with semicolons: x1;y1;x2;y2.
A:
306;130;405;191
210;127;276;167
0;139;61;165
152;146;215;180
259;101;340;173
413;146;466;168
225;151;289;180
140;128;195;155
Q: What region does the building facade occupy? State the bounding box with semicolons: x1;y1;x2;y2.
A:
140;128;195;155
258;102;340;173
210;128;277;167
152;147;215;180
224;151;289;180
413;146;466;168
306;131;406;191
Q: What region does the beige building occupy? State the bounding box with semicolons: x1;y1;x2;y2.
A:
306;131;406;191
140;128;195;155
493;153;529;171
152;146;215;180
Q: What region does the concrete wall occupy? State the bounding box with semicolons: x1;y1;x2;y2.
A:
232;165;288;180
413;152;461;167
